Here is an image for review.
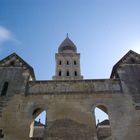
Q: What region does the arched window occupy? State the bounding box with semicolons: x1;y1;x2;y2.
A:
67;61;69;65
0;129;4;138
74;61;77;65
1;82;9;96
29;108;47;139
59;71;62;76
59;61;62;65
66;71;70;76
94;105;111;140
74;71;77;76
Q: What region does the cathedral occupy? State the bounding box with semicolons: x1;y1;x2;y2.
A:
0;36;140;140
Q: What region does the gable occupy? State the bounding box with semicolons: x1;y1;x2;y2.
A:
0;53;35;80
110;50;140;78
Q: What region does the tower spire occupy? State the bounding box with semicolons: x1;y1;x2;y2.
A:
66;33;68;38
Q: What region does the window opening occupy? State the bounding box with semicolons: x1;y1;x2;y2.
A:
29;109;47;139
74;71;77;76
1;82;9;96
67;61;69;65
59;71;61;76
10;61;15;66
0;129;4;138
130;58;135;63
66;71;70;76
94;105;111;140
74;61;77;65
59;61;62;65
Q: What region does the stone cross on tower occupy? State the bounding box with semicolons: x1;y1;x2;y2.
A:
53;36;83;80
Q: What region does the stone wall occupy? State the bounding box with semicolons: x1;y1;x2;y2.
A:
0;59;140;140
27;79;121;95
0;76;137;140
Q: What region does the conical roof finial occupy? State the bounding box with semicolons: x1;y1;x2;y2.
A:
66;33;69;38
58;35;77;53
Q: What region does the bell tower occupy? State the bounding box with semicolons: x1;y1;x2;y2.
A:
53;35;83;80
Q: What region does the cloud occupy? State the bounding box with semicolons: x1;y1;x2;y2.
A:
0;25;21;45
0;26;12;44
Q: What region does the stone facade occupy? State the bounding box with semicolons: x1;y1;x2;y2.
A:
0;37;140;140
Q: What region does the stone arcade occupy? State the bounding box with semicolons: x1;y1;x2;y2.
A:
0;36;140;140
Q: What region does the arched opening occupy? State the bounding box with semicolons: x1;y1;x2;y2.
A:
74;71;77;76
66;71;70;76
94;105;111;140
1;82;9;96
74;60;77;65
66;60;69;65
0;129;4;138
29;108;47;139
58;70;61;76
59;60;62;65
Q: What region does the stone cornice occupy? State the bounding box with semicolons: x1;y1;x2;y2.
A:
27;79;121;95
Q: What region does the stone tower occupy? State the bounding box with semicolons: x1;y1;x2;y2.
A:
53;35;83;80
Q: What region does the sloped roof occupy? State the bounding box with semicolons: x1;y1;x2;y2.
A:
58;36;77;53
98;119;110;126
110;50;140;78
0;53;35;80
34;120;45;127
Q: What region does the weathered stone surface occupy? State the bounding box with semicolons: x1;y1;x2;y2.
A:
46;119;94;140
0;50;140;140
27;79;121;95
